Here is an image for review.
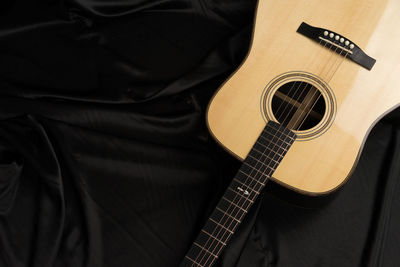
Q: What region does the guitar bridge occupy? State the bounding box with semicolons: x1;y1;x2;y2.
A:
297;22;376;70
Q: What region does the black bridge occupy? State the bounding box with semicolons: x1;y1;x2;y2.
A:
297;22;376;70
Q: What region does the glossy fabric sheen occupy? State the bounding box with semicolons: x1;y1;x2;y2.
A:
0;1;399;266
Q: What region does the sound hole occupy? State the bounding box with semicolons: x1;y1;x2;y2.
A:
271;81;326;131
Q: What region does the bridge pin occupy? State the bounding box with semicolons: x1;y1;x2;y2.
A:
324;31;329;36
329;33;334;38
350;44;355;49
335;35;340;40
340;37;344;43
345;40;350;46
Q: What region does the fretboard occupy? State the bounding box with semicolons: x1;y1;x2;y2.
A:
180;121;296;267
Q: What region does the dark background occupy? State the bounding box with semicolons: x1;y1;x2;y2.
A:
0;0;399;266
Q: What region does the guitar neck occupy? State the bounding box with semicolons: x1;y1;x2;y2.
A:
181;121;296;267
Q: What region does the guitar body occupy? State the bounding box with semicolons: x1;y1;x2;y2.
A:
207;0;400;194
181;1;400;266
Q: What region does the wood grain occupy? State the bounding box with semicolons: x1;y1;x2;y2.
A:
207;0;400;194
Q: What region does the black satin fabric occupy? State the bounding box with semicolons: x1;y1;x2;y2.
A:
0;1;399;267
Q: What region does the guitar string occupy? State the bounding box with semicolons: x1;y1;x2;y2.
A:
192;40;328;266
204;124;292;267
205;66;342;267
193;117;296;265
198;39;340;267
271;38;326;125
210;48;351;267
194;35;350;267
277;32;347;131
205;42;348;267
273;38;327;129
207;43;351;267
293;49;350;132
279;40;342;130
203;123;292;267
199;42;339;267
283;39;350;133
288;33;351;134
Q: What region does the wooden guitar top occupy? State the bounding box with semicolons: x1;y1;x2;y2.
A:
207;0;400;194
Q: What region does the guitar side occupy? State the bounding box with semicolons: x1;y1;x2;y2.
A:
206;0;400;195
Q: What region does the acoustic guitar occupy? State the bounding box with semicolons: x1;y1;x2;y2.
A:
181;0;400;266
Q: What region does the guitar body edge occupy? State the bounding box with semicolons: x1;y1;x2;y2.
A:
206;0;400;195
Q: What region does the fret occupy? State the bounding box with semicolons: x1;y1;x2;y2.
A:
258;135;292;150
201;229;227;246
242;160;273;184
185;241;219;267
249;148;285;168
226;186;254;204
256;138;288;154
194;242;219;259
253;141;287;159
215;207;241;223
262;123;292;139
264;123;295;141
258;129;292;146
239;164;273;184
225;186;254;208
184;256;203;267
248;150;281;166
237;169;266;188
232;178;259;196
203;218;235;242
211;207;240;226
259;130;293;147
217;193;247;220
196;227;225;247
251;145;284;162
237;168;266;186
244;157;274;176
222;196;248;213
180;122;296;267
242;162;272;181
209;218;234;234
